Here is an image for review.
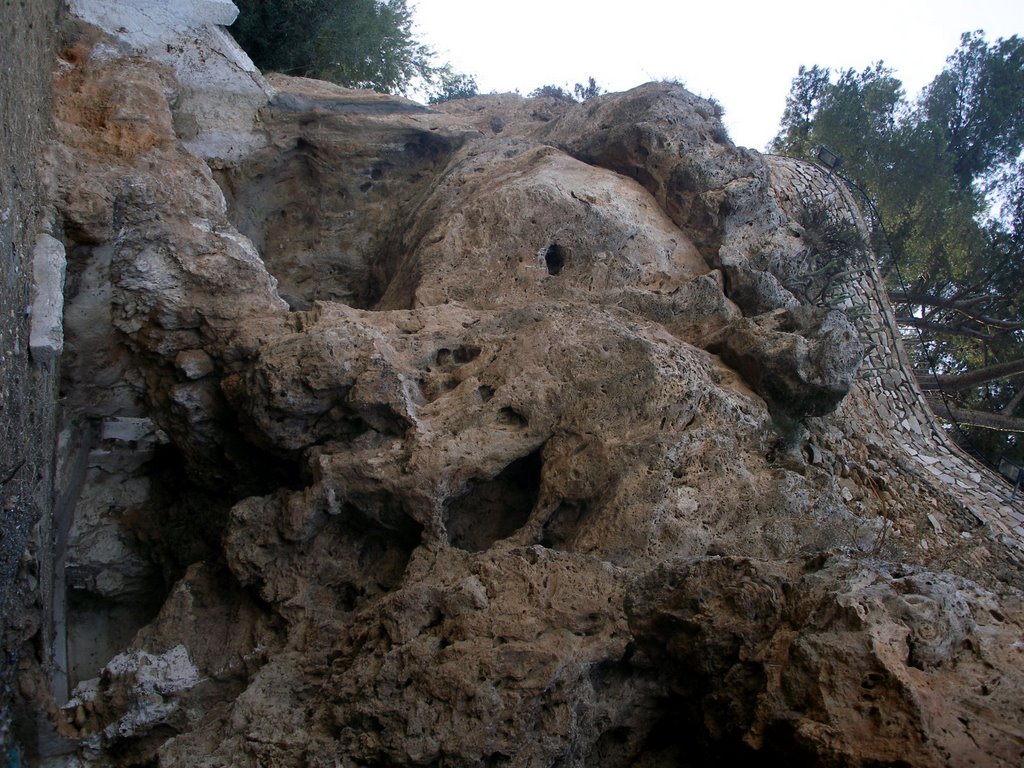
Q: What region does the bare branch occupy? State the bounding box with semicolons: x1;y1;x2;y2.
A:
925;395;1024;432
896;316;994;341
890;292;1024;331
1001;386;1024;416
914;358;1024;390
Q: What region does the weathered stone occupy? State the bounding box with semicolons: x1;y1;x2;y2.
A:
67;0;272;163
29;233;66;362
631;555;1024;766
18;12;1024;768
705;305;862;416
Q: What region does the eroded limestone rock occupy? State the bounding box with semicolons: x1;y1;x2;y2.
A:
706;305;862;417
629;556;1024;767
38;16;1024;768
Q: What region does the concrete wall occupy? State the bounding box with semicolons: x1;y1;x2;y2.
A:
0;0;64;758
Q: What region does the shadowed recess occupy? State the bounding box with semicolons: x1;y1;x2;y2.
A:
445;449;543;551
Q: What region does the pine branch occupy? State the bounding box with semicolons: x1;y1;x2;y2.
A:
914;358;1024;390
925;395;1024;432
895;316;994;341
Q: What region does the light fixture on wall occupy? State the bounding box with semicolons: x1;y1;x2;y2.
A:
815;145;842;175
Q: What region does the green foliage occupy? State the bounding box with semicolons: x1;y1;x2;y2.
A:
573;76;602;101
230;0;435;94
772;32;1024;463
529;76;603;102
428;66;479;104
528;84;576;101
921;31;1024;190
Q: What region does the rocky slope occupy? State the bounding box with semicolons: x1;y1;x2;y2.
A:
11;6;1024;767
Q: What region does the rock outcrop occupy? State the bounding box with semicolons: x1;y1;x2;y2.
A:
11;4;1024;767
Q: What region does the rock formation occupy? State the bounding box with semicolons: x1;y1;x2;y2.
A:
5;2;1024;766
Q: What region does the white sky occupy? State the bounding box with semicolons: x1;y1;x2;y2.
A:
411;0;1023;151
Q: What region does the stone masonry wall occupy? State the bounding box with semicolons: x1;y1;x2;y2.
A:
768;156;1024;550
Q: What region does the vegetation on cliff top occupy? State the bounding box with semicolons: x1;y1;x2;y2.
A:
230;0;475;100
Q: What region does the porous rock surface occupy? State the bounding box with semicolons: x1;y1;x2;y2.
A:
34;17;1024;768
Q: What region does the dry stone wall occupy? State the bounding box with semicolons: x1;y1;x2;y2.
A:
768;156;1024;548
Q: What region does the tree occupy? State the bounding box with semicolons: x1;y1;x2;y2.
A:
772;32;1024;465
528;84;576;101
529;76;603;102
428;66;479;104
573;76;602;101
230;0;435;94
921;32;1024;190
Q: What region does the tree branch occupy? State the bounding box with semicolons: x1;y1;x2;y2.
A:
891;291;1024;331
896;316;995;341
925;395;1024;432
1001;385;1024;416
914;357;1024;390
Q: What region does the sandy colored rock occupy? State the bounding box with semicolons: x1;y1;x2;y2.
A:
19;13;1024;768
629;555;1024;767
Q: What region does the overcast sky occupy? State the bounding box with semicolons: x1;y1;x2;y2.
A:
412;0;1023;151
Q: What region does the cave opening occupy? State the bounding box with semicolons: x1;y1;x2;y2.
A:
444;448;543;552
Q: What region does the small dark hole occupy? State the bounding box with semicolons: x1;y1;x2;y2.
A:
453;345;481;363
861;672;884;690
370;167;383;179
359;182;372;192
544;244;566;275
498;407;528;427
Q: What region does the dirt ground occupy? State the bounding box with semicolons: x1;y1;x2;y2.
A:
1;0;63;755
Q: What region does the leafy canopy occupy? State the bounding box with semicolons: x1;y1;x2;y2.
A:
427;66;479;104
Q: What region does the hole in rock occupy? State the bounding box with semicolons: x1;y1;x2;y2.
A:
861;671;884;690
544;243;566;275
445;449;543;552
588;726;637;766
345;497;424;550
637;696;794;767
436;345;481;368
497;406;529;427
326;501;424;610
540;501;590;550
477;384;495;402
